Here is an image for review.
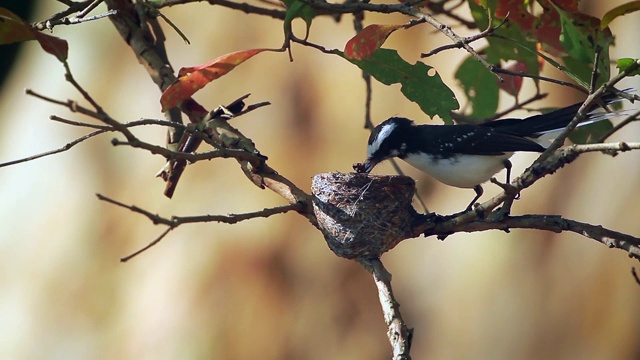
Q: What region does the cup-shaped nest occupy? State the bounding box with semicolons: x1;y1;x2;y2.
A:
311;172;417;258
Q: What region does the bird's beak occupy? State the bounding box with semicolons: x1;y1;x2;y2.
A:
363;159;377;173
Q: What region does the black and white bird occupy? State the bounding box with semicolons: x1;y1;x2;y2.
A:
357;92;629;211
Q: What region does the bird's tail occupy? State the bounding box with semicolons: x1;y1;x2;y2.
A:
492;90;633;138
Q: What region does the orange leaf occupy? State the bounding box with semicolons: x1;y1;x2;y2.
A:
344;24;402;61
0;7;68;61
0;8;35;43
160;48;272;111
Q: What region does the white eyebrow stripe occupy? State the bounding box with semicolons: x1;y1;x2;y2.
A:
368;122;398;157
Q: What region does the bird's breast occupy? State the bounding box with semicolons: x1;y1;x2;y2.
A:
403;152;513;188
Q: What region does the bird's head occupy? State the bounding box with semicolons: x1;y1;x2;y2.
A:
362;117;414;173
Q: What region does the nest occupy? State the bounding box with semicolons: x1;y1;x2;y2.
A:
311;172;417;258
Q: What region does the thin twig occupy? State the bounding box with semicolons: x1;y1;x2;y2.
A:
451;92;549;124
284;0;502;80
171;202;305;224
46;10;117;28
426;0;475;29
120;227;174;262
96;192;305;261
77;0;105;18
491;67;587;93
589;46;602;93
537;60;640;164
153;0;287;19
33;0;93;29
596;109;640;142
0;129;105;168
421;14;506;58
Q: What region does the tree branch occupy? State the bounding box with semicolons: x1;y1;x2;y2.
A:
96;193;307;261
154;0;287;19
358;258;413;360
537;61;640;164
419;214;640;261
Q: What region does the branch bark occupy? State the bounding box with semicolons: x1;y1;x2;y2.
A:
359;258;413;360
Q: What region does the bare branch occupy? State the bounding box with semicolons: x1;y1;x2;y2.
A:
283;0;501;80
425;0;475;29
452;92;549;124
172;202;305;224
35;9;117;30
597;109;640;142
537;60;640;164
96;193;306;261
77;0;105;18
421;14;506;58
414;141;640;230
120;227;174;262
111;138;267;164
491;66;587;93
50;115;110;130
420;214;640;261
358;258;413;360
153;0;287;19
33;0;95;30
0;128;105;168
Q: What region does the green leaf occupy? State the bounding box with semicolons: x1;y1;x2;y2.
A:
553;4;612;85
344;49;459;122
467;0;540;79
617;58;640;76
601;1;640;30
568;120;613;144
455;55;499;120
282;0;314;40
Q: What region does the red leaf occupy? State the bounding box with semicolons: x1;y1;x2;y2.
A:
533;5;564;55
549;0;579;12
344;24;402;61
0;7;68;62
495;0;535;31
33;31;68;62
161;48;272;111
497;61;527;96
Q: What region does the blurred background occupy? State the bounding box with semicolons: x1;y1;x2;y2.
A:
1;1;639;359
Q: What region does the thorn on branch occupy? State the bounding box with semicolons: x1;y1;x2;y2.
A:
632;267;640;286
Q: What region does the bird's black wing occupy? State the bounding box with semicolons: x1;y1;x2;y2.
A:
412;124;545;158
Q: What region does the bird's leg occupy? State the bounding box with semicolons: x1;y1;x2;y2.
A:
502;159;520;200
487;160;521;217
503;159;512;184
465;184;484;212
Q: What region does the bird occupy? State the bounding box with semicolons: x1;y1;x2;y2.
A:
356;92;629;211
